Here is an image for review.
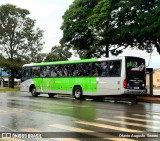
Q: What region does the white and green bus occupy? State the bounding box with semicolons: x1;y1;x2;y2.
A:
20;56;146;99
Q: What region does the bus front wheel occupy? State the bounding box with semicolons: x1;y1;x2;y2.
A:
31;87;38;97
73;86;83;100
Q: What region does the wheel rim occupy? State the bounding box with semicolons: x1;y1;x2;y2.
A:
75;88;81;98
31;88;36;96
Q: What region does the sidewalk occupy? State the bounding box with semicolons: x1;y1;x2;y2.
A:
138;90;160;103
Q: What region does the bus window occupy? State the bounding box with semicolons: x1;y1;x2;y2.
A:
63;64;70;76
77;63;84;76
125;57;145;90
45;66;51;77
69;64;77;76
109;61;121;76
31;67;40;77
40;66;51;77
22;69;29;78
92;61;108;77
50;66;57;77
92;62;100;76
77;63;92;76
100;62;108;77
55;65;63;77
86;63;92;76
21;67;30;82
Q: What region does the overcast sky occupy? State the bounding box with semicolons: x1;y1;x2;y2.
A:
0;0;160;68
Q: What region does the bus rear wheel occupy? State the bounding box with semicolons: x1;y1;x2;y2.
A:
31;87;38;97
73;86;83;100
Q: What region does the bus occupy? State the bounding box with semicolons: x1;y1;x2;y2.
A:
20;56;146;99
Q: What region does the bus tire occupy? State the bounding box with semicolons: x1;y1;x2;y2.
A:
73;86;83;100
31;87;38;97
48;93;55;98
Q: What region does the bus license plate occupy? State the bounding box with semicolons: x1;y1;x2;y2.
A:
134;87;139;89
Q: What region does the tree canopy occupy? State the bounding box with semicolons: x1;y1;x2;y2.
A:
0;4;45;62
60;0;99;58
45;45;72;62
61;0;160;58
0;4;45;87
92;0;160;55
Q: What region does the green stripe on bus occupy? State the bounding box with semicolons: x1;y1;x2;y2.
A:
33;77;97;92
34;58;98;66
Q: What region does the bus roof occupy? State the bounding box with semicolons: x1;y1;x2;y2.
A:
22;56;144;67
23;58;98;67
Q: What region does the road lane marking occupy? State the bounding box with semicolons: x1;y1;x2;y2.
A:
115;116;160;123
49;124;137;141
74;120;142;132
0;109;7;113
147;112;160;115
96;118;160;130
0;108;27;114
12;108;26;112
132;114;160;119
0;139;24;141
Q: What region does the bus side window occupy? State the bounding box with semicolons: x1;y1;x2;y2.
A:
46;66;51;77
55;65;63;77
31;67;40;77
109;61;121;76
76;63;91;76
40;66;51;77
85;63;92;76
92;62;100;77
63;65;69;76
50;66;57;77
67;65;71;76
100;61;108;77
69;64;77;76
77;64;83;76
40;66;45;77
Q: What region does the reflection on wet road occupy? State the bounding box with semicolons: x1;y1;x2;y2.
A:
0;92;160;140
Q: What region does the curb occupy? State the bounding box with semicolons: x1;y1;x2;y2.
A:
137;96;160;103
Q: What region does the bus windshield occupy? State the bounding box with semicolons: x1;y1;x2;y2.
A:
125;57;145;90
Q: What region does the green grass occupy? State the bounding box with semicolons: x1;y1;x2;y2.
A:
0;87;20;92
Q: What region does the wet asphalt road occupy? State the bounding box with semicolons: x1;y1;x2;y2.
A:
0;92;160;141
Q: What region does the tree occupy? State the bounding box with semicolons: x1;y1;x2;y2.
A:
60;0;99;58
89;0;160;55
34;53;47;63
61;0;160;58
113;0;160;54
0;54;8;66
88;0;113;57
0;4;45;88
45;45;72;62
